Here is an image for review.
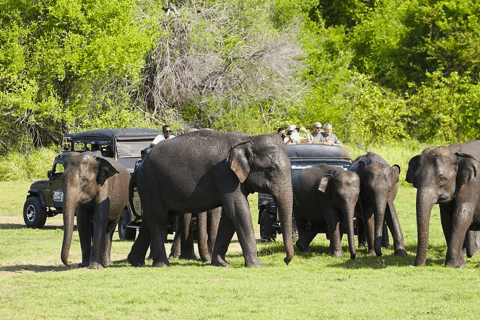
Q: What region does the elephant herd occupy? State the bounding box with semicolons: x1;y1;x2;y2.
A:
58;129;480;269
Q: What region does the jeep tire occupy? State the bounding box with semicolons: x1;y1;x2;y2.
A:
259;209;277;242
23;197;47;228
118;208;136;240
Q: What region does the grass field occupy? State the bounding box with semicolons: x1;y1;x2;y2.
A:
2;181;480;319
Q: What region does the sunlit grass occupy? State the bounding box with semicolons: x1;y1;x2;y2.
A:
2;183;480;319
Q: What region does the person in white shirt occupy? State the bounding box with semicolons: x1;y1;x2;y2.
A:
151;125;176;147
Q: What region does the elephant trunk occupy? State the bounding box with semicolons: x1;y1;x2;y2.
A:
373;196;389;257
61;194;76;267
273;185;294;265
414;190;436;266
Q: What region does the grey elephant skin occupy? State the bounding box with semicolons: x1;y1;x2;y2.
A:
443;172;480;267
169;207;222;261
406;141;480;267
127;130;294;267
61;152;130;269
349;152;407;257
293;164;360;259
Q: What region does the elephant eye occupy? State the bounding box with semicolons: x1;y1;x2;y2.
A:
266;166;276;176
438;176;448;186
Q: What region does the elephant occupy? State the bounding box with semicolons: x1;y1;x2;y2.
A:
406;141;480;267
127;129;294;267
169;207;222;261
443;173;480;267
61;152;130;268
349;152;407;257
292;164;360;259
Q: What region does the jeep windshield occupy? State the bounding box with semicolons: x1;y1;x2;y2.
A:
116;140;152;158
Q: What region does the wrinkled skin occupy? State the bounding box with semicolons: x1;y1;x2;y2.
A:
169;207;222;261
293;165;360;259
406;141;480;267
349;152;407;257
444;174;480;267
127;130;294;267
61;152;130;269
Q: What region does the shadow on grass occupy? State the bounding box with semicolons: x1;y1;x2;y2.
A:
0;223;69;231
0;264;71;273
257;240;449;268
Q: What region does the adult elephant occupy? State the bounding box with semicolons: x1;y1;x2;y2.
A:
61;152;130;269
406;141;480;267
349;152;407;257
293;165;360;259
169;207;222;261
127;130;294;267
444;173;480;267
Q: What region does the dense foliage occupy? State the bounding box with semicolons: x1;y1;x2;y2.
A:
1;0;480;153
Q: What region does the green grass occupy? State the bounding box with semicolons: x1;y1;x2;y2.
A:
2;182;480;319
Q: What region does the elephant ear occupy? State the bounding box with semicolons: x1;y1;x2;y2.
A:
356;161;367;177
391;164;401;183
227;141;253;183
318;174;334;198
455;152;479;187
406;155;420;186
95;157;119;186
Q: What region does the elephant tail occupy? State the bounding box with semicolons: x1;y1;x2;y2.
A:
355;142;368;153
129;167;140;219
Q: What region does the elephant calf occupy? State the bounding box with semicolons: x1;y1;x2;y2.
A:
293;164;360;259
349;152;407;257
61;152;130;269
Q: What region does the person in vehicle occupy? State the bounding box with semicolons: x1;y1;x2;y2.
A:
320;123;342;145
285;125;309;144
150;125;175;147
306;122;323;143
277;127;286;141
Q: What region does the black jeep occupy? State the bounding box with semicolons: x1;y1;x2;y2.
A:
23;128;161;240
258;143;352;241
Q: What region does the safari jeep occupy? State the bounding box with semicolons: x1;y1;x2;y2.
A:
258;143;352;241
23;128;161;240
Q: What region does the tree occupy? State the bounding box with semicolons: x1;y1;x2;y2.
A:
141;0;306;133
0;0;157;151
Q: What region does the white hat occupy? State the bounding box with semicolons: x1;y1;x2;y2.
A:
287;125;297;131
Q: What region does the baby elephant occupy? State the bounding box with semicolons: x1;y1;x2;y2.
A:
61;152;130;269
293;165;360;259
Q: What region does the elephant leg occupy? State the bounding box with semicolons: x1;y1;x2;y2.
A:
207;207;221;255
179;213;197;260
294;205;312;252
356;205;367;248
362;204;376;256
102;219;118;267
89;200;112;269
445;204;475;268
128;220;151;266
382;222;390;248
326;210;342;258
440;203;454;249
211;213;236;267
385;201;407;256
197;211;212;262
224;196;262;268
76;207;92;268
149;211;171;267
169;216;181;258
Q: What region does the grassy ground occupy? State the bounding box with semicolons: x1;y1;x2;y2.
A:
1;181;480;319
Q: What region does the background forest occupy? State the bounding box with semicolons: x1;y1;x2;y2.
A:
1;0;480;170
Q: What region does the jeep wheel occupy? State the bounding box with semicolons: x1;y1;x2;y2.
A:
23;197;47;228
118;208;136;240
259;209;277;242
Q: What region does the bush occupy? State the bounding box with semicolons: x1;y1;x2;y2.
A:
0;147;60;181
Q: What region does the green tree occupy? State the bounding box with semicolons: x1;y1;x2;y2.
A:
0;0;157;151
